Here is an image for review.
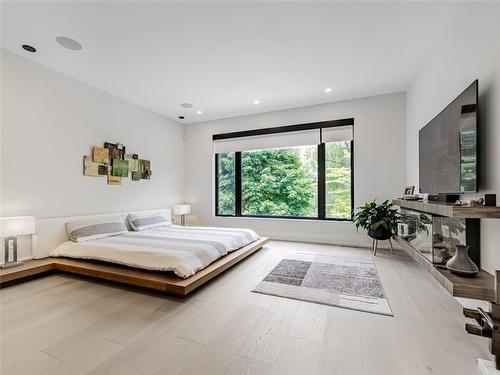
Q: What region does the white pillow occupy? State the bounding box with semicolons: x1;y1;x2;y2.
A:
66;215;129;242
128;212;171;231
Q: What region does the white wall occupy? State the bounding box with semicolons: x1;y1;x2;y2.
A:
405;3;500;274
184;93;406;247
1;50;185;260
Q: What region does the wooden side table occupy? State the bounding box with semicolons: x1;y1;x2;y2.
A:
0;258;55;287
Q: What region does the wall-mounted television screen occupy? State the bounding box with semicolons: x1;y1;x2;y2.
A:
419;80;478;194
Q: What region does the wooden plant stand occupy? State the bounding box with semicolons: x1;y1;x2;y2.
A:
372;237;395;256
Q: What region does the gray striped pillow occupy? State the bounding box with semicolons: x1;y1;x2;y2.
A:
128;212;171;231
66;215;128;242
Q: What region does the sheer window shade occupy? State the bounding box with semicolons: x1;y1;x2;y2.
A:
213;129;320;154
322;125;353;143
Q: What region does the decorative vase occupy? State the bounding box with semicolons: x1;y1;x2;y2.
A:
446;245;479;276
368;228;392;241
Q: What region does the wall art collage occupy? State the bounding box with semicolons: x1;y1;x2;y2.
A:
83;142;152;185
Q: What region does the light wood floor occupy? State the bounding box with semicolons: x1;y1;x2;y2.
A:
0;241;492;375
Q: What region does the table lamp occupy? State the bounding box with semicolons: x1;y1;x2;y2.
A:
0;216;35;268
173;205;191;226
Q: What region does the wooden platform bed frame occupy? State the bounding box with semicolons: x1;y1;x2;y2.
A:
0;237;269;295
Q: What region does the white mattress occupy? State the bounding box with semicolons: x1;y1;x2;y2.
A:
50;225;261;278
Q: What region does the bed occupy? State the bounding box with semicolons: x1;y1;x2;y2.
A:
50;225;261;279
4;208;269;295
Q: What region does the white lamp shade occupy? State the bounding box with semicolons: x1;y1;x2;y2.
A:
0;216;35;237
173;205;191;215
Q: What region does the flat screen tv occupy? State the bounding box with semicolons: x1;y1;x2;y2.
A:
419;80;478;194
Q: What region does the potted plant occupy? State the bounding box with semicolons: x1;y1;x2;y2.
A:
353;200;401;241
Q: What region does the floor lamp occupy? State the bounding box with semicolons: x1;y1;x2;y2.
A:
173;205;191;226
0;216;35;269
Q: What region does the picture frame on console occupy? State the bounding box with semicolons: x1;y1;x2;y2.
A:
404;185;415;195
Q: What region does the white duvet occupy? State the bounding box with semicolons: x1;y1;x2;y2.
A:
50;225;261;278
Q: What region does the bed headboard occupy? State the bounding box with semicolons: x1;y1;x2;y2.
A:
33;208;171;259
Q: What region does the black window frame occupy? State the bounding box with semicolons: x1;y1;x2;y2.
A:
214;118;354;221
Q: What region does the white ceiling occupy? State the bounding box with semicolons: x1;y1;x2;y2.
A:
0;1;468;124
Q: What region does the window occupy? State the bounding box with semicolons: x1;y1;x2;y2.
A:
215;152;235;215
325;141;352;219
242;146;318;217
214;119;354;220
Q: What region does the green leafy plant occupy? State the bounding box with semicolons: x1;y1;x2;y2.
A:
353;200;401;234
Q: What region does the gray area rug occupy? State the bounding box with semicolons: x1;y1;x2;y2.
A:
252;253;393;316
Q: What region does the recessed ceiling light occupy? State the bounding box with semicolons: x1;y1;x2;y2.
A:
22;44;36;53
178;116;185;120
196;110;203;114
253;100;260;105
324;88;332;93
56;36;82;51
180;103;193;109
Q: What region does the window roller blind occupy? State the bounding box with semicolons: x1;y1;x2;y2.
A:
321;125;353;143
213;129;320;154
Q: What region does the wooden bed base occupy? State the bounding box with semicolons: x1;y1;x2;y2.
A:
0;237;269;296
